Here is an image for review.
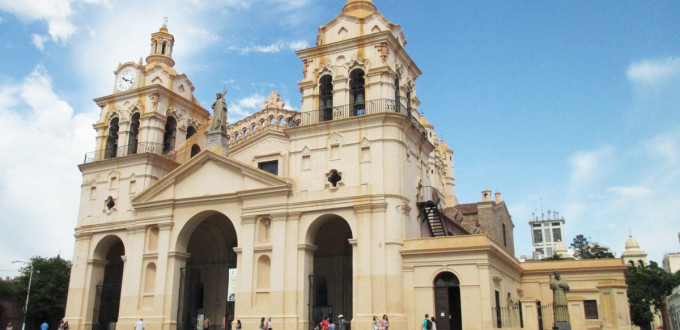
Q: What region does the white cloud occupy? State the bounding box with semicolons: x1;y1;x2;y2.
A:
627;57;680;84
0;0;78;42
567;147;613;194
0;66;97;273
31;34;48;50
233;40;309;54
229;93;266;118
605;186;651;198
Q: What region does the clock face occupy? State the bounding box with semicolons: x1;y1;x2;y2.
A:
117;69;135;91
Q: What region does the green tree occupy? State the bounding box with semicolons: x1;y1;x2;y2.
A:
10;256;71;329
570;234;590;259
569;234;615;259
626;261;680;329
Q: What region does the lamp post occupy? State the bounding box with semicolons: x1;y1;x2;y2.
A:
12;260;34;330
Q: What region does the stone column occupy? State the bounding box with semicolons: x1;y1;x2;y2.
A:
207;130;229;156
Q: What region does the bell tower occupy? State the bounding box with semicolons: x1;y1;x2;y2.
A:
79;24;210;228
146;23;175;67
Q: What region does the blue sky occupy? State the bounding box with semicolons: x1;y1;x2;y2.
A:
1;0;679;275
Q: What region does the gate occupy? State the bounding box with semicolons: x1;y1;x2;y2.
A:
177;268;201;330
92;284;121;330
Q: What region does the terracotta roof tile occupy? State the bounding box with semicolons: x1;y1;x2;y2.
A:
455;203;478;215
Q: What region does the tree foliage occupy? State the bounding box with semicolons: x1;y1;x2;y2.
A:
569;234;615;259
8;256;71;328
626;261;680;328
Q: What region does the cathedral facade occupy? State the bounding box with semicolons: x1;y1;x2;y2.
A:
64;1;633;329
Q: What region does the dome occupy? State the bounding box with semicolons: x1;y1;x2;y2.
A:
439;139;452;153
342;0;377;19
625;235;640;250
418;116;434;128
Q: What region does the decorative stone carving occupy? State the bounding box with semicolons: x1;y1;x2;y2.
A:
375;42;389;64
261;91;286;110
302;59;311;79
149;93;160;111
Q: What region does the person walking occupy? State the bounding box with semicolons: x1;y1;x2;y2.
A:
420;314;431;330
40;321;48;330
430;316;437;330
259;317;265;330
266;316;272;330
5;322;13;330
327;319;335;330
381;314;388;330
320;317;329;330
203;317;211;330
337;315;347;330
134;318;145;330
371;316;380;330
235;320;241;330
62;321;69;330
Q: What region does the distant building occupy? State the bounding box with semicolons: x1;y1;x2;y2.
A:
529;210;565;258
665;232;680;330
621;235;647;267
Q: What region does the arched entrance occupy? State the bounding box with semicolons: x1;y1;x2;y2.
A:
92;237;125;330
433;272;462;330
308;215;352;328
177;212;237;330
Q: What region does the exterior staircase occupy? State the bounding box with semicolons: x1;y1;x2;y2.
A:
417;186;448;237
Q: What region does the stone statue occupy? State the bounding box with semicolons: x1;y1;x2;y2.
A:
550;271;571;327
210;89;228;132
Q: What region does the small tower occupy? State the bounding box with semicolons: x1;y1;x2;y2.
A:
146;23;175;67
622;235;648;267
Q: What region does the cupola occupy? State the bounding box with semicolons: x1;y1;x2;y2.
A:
342;0;377;19
146;24;175;67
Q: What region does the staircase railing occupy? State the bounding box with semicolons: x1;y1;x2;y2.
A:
417;186;448;237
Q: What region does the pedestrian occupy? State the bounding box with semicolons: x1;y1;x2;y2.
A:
134;318;145;330
235;320;241;330
320;316;330;330
381;314;388;330
372;316;379;330
204;317;210;330
327;318;335;330
59;319;65;330
337;315;347;330
5;322;12;330
63;322;69;330
259;317;265;330
40;321;48;330
266;316;272;330
430;316;437;330
420;314;430;330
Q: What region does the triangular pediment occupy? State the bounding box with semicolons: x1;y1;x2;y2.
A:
133;150;290;206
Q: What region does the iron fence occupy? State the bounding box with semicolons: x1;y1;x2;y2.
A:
539;302;554;330
492;302;524;328
84;142;174;163
300;98;426;136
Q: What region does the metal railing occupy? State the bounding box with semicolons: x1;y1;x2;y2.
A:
492;302;524;328
83;142;175;164
417;185;442;206
301;98;426;135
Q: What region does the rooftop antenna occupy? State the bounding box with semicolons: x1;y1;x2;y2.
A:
539;196;543;220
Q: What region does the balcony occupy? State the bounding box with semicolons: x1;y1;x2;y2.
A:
301;98;426;135
83;142;175;164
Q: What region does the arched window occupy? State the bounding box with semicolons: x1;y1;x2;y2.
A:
161;41;167;55
235;133;240;141
628;261;635;267
105;118;119;159
350;69;365;116
406;88;412;112
162;116;177;154
394;76;401;112
638;260;644;267
190;144;200;157
278;117;284;126
128;113;140;155
319;75;333;122
269;116;275;125
154;41;158;54
186;126;196;140
252;124;257;132
261;120;266;128
243;128;248;137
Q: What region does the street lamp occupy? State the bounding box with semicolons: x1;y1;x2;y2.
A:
12;260;33;330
